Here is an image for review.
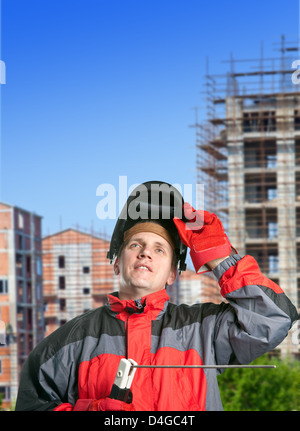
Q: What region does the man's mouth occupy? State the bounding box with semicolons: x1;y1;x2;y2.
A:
135;264;152;272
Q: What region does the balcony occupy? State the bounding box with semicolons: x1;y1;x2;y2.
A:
245;188;278;205
245;224;278;241
244;140;277;171
243;111;276;134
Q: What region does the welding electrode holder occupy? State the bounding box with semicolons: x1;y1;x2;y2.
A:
109;358;138;404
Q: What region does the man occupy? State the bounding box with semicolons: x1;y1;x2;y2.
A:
15;181;298;411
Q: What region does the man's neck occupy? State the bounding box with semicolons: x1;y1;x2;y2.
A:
118;286;165;301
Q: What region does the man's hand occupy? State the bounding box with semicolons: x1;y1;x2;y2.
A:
88;397;135;411
173;203;236;273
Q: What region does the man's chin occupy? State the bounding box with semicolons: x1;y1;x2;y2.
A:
129;274;153;287
130;281;152;290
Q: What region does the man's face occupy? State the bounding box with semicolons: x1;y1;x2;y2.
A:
115;231;177;300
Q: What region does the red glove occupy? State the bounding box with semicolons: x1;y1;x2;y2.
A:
173;203;236;273
88;397;135;411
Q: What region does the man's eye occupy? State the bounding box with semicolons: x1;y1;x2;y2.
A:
156;248;164;254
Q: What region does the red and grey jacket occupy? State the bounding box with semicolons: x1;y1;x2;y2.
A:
15;254;298;411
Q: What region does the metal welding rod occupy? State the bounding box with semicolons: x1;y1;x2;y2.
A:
131;364;276;369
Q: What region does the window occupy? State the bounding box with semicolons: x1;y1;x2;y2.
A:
59;299;66;311
0;280;8;294
267;188;277;201
83;288;90;295
268;222;278;239
0;320;5;346
266;154;277;168
36;257;42;276
27;308;32;327
83;266;90;274
36;283;41;301
18;212;24;229
269;255;279;273
26;256;31;276
295;110;300;130
58;276;65;289
18;234;24;250
0;386;10;401
16;253;23;276
58;255;65;269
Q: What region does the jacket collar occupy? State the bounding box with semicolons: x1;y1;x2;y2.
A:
106;288;170;320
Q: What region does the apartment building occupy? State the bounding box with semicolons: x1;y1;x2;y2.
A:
0;202;44;408
42;228;117;337
194;36;300;358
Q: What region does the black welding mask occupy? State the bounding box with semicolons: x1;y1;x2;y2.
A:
107;180;187;272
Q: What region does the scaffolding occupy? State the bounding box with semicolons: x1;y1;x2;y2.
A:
193;35;300;358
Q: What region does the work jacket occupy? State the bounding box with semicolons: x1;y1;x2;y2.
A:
15;254;298;411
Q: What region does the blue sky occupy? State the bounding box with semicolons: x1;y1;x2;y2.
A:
0;0;299;238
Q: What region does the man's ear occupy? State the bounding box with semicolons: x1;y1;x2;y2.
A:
114;257;120;275
166;267;177;286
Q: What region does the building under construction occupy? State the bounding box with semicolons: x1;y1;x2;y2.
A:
194;36;300;358
42;228;117;338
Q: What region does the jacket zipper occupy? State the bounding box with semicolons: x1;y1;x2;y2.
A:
125;317;129;359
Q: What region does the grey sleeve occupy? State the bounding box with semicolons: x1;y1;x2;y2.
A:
211;254;299;366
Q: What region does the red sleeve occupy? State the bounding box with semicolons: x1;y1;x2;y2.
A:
218;255;283;297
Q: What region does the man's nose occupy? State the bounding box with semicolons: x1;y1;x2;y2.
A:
138;246;152;259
